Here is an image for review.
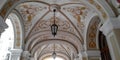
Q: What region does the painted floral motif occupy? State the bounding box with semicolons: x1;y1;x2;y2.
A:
87;17;100;49
16;3;47;32
88;0;107;19
63;6;88;22
32;17;75;34
17;4;46;21
63;6;88;33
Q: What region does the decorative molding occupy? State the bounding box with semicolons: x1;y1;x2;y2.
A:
10;49;23;55
100;17;120;36
86;50;101;57
16;3;47;21
10;49;23;60
21;51;31;60
31;17;75;35
26;31;82;53
62;5;89;33
15;2;47;32
88;0;108;19
8;13;23;49
63;5;88;20
0;0;20;17
87;17;100;49
30;40;78;57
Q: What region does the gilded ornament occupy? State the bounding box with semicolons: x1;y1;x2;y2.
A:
102;12;107;19
97;5;101;10
17;37;20;40
89;32;95;38
16;41;20;46
89;41;96;48
90;25;96;30
28;15;32;22
63;6;87;31
17;31;20;34
89;0;94;4
88;0;108;19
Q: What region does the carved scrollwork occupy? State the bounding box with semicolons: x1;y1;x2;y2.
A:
63;6;89;33
31;17;75;35
63;6;88;20
16;3;47;21
16;3;47;32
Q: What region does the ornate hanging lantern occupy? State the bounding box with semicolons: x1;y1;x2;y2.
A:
51;9;58;37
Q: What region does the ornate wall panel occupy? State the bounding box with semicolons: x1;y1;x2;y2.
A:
87;16;101;50
15;2;48;35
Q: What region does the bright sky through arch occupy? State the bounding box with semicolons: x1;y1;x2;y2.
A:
0;18;14;60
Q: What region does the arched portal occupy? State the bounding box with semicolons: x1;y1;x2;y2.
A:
0;0;119;60
98;31;112;60
0;18;14;60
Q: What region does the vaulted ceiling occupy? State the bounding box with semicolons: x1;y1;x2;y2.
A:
0;0;115;60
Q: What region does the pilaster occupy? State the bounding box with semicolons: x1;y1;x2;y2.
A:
10;49;23;60
21;51;31;60
100;17;120;60
81;51;87;60
87;50;101;60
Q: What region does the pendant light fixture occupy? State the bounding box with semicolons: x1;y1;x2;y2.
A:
51;9;58;37
52;44;56;59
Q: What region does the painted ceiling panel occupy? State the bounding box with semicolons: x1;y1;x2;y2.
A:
0;0;7;9
8;0;109;60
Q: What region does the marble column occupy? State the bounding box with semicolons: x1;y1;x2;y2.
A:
87;50;101;60
10;49;23;60
100;17;120;60
81;51;87;60
0;16;8;36
74;54;79;60
21;51;31;60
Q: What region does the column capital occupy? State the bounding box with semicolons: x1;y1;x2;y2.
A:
86;50;101;57
100;18;120;36
10;49;23;60
22;51;31;57
10;49;23;55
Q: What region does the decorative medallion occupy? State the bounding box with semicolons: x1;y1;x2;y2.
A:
87;17;100;49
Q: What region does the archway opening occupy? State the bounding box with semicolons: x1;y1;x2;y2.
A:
98;31;112;60
0;18;14;60
43;56;65;60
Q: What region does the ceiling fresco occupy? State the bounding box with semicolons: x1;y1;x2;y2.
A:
14;1;104;60
0;0;112;60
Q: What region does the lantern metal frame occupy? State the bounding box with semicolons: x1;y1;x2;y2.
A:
51;9;58;37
